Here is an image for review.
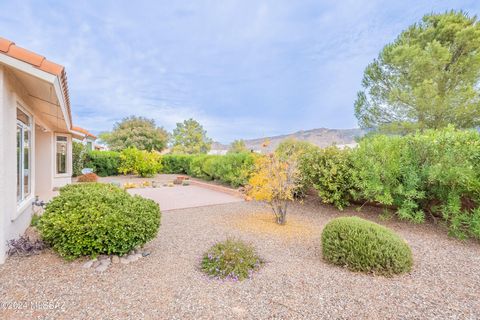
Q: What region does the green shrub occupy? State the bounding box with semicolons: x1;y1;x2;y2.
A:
72;141;87;177
300;146;356;209
187;154;212;179
119;147;162;177
201;239;263;280
161;154;193;173
353;127;480;239
38;183;161;259
204;153;256;187
160;152;258;187
85;150;121;177
275;139;317;197
321;217;413;275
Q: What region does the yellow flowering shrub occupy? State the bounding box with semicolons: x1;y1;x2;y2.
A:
248;154;300;225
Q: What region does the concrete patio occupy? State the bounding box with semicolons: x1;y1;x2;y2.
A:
97;174;244;211
128;185;243;211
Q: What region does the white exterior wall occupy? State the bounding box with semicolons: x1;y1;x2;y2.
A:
0;66;72;263
0;66;35;263
35;127;53;196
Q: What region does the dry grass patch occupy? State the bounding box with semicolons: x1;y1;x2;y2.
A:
232;211;316;239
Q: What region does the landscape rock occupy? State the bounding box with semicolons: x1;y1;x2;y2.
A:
120;257;130;264
127;254;141;262
111;255;120;264
92;260;101;268
98;255;110;262
95;262;110;273
82;260;94;269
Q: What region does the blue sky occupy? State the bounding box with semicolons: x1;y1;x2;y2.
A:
1;1;479;143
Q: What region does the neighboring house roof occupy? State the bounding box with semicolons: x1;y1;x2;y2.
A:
72;126;97;139
0;37;72;127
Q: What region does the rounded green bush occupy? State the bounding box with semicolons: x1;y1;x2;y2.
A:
321;217;413;275
38;183;161;260
201;239;263;281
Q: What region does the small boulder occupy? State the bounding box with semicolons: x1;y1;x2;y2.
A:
82;260;95;269
95;262;109;273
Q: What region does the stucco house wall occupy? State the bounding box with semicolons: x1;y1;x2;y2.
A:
0;66;38;262
0;37;77;263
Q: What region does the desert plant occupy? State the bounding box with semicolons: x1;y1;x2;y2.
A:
248;153;300;225
201;238;262;281
7;235;46;257
77;172;99;182
321;217;413;275
119;147;162;177
38;183;161;260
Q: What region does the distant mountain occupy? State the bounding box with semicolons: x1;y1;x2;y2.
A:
212;128;367;152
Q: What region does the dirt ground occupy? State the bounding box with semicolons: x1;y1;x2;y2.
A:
1;196;479;319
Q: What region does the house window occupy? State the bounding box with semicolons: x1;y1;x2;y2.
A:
56;136;68;174
17;107;32;204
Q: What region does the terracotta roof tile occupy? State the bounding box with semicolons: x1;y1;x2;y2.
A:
39;59;64;75
0;38;14;52
72;126;97;139
7;45;45;66
0;36;72;127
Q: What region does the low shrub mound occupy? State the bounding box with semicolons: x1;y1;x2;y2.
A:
77;172;99;182
321;217;413;276
38;183;161;260
201;239;262;281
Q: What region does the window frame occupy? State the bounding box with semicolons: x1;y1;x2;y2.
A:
54;133;71;177
16;104;33;209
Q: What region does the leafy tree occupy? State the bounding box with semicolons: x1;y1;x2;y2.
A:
248;153;300;225
228;139;248;153
101;116;168;152
171;118;212;154
355;11;480;133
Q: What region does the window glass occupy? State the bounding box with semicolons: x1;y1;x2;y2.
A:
16;106;31;204
16;125;21;202
56;137;67;174
24;130;30;196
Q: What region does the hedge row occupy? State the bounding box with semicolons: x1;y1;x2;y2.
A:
80;150;257;187
300;127;480;240
162;152;256;187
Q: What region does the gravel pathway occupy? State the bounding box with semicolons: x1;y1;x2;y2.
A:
1;198;479;319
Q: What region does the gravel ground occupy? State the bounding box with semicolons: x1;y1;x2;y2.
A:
1;198;479;319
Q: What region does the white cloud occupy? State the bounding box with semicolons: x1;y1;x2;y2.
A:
0;0;478;142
